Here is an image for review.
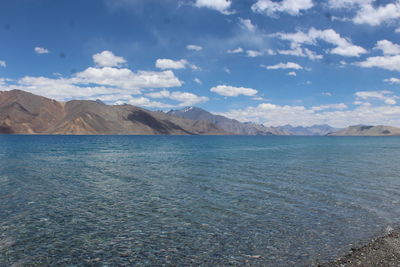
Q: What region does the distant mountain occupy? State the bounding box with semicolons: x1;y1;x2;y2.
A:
167;107;289;135
278;124;340;136
327;125;400;136
0;90;226;135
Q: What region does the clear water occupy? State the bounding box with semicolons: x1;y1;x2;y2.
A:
1;136;400;266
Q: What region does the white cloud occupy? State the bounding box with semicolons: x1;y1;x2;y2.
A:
252;0;314;17
34;47;49;54
384;77;400;84
311;103;347;111
353;100;371;106
328;0;400;26
374;40;400;55
327;0;374;9
217;99;400;128
227;47;244;54
186;44;203;51
261;62;303;70
194;78;202;84
75;67;182;92
155;59;198;70
265;49;276;55
0;51;183;107
224;67;231;74
124;97;173;108
246;50;263;57
396;28;400;33
93;50;126;67
0;60;6;67
210;85;258;97
353;1;400;26
274;28;367;57
239;18;256;32
194;0;233;15
278;47;323;60
146;89;209;106
355;90;398;105
287;71;297;76
355;55;400;71
322;92;332;96
99;94;173;109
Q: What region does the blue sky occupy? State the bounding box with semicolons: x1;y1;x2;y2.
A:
0;0;400;127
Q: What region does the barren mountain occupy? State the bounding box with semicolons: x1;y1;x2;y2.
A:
278;124;340;136
328;125;400;136
0;90;226;135
167;107;289;135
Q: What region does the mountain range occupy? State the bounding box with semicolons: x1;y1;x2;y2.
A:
327;125;400;136
1;90;399;136
167;106;289;135
278;124;340;136
0;90;226;135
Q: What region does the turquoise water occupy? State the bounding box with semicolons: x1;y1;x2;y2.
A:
1;136;400;266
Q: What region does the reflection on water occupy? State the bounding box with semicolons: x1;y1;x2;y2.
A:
1;136;400;266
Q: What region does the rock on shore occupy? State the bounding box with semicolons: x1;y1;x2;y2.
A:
320;229;400;267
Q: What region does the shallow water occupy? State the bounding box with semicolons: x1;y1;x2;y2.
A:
1;135;400;266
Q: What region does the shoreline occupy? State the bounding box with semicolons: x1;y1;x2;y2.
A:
319;228;400;267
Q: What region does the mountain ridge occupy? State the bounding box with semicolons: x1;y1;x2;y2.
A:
1;90;399;136
167;106;290;135
0;90;226;135
327;125;400;136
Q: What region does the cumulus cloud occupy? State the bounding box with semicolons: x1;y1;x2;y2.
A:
100;94;173;109
328;0;400;26
311;103;347;111
217;99;400;128
0;60;6;67
146;89;209;106
374;40;400;55
75;67;182;92
252;0;314;17
354;55;400;71
155;59;198;70
278;47;323;60
0;51;184;109
210;85;258;97
353;1;400;26
34;47;49;54
246;50;263;57
327;0;373;8
194;78;202;84
355;90;398;105
186;44;203;51
194;0;233;15
384;77;400;84
261;62;303;70
274;28;367;57
287;71;297;76
93;50;127;67
238;18;256;32
227;47;244;54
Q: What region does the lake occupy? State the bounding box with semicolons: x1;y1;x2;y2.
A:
1;135;400;266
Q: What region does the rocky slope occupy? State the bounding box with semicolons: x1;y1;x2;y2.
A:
0;90;226;135
328;125;400;136
167;107;289;135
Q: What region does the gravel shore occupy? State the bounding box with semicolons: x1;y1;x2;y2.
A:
319;229;400;267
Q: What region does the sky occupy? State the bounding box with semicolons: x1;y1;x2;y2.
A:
0;0;400;127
